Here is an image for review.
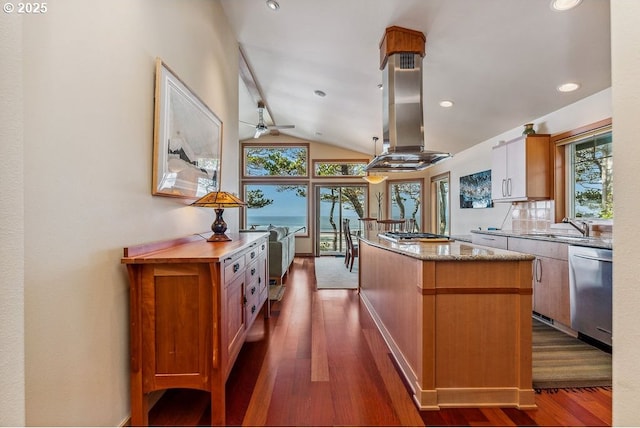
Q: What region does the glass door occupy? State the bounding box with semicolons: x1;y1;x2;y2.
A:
316;185;367;256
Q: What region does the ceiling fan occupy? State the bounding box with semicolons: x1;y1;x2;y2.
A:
241;102;295;138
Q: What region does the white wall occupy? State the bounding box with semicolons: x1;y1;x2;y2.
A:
20;0;239;425
426;88;612;235
611;1;640;424
0;11;26;427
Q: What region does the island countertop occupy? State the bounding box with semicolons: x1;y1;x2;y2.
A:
359;232;535;261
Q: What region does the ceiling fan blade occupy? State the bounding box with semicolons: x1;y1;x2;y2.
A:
253;129;263;139
268;124;295;130
240;120;257;127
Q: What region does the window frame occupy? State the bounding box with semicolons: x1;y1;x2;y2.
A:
242;180;310;237
551;118;612;222
242;142;310;179
430;172;451;236
386;178;424;231
312;159;369;178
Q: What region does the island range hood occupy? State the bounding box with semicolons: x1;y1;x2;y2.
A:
366;26;451;172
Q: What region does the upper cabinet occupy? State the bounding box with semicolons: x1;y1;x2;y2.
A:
491;134;551;202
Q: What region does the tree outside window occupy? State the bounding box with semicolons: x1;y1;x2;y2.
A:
570;131;613;219
388;180;422;231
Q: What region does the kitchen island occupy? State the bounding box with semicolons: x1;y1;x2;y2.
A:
358;233;536;410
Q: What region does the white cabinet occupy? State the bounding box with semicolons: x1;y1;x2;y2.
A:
491;134;551;202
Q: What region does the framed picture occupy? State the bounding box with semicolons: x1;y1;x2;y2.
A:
460;170;493;208
152;58;222;198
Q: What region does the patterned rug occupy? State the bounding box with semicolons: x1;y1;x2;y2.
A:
532;319;612;390
315;256;358;289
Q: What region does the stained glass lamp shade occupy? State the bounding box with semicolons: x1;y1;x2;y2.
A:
191;191;246;242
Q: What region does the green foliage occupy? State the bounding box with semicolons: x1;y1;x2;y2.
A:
315;162;366;177
391;182;421;229
245;147;306;177
245;189;272;209
573;133;613;219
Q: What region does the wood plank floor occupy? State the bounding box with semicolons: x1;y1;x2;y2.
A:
148;256;612;426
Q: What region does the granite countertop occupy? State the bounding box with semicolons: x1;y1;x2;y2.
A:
359;233;534;261
470;229;613;250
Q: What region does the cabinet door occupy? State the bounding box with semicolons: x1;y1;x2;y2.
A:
534;256;570;325
506;138;527;199
491;144;508;200
226;273;246;367
509;237;570;325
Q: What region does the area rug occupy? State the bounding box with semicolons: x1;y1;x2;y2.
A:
269;284;285;301
532;319;612;390
315;256;358;289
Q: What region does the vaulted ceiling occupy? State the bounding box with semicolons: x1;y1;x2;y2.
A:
220;0;611;156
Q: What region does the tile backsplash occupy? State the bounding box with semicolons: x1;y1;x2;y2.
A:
511;201;554;233
511;200;613;238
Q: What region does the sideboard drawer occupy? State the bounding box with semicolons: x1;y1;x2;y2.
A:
224;254;246;284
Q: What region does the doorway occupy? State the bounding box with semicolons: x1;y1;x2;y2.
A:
315;185;367;256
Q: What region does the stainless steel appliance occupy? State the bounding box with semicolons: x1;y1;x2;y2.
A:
568;245;613;346
378;232;451;243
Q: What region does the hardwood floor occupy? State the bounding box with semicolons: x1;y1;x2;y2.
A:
148;256;612;426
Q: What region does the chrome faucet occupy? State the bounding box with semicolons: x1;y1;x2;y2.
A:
562;217;590;237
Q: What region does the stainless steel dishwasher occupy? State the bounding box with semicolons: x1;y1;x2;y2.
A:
568;245;613;346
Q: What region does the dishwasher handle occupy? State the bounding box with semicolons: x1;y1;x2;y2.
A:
573;253;612;263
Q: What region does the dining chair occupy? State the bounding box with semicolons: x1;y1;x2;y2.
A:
359;217;377;235
344;219;358;271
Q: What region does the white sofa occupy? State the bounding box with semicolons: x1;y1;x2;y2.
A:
267;226;296;285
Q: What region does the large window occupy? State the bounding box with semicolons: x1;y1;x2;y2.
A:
566;129;613;219
244;183;308;234
387;180;422;231
243;144;308;177
242;144;309;235
313;160;367;177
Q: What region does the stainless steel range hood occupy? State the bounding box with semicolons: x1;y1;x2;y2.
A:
366;27;451;172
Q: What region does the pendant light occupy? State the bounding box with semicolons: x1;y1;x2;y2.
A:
362;137;388;184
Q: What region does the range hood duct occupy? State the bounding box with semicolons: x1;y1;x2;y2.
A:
366;26;451;172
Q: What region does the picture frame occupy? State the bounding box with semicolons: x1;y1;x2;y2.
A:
459;169;493;209
152;58;222;198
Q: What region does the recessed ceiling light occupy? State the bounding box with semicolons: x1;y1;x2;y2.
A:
550;0;582;11
314;90;326;97
439;100;454;108
265;0;280;11
557;82;580;92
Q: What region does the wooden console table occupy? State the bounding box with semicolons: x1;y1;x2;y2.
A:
121;232;269;426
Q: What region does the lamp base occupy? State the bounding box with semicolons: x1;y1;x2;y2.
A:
207;233;232;242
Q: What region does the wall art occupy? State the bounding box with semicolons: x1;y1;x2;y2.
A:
459;170;493;208
152;58;222;198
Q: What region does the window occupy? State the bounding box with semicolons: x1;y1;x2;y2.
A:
387;180;422;231
431;173;450;235
244;183;308;234
243;144;308;177
566;129;613;219
313;160;367;177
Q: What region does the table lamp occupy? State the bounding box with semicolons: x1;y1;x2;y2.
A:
191;191;246;242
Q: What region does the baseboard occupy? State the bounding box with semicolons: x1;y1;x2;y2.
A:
119;390;165;427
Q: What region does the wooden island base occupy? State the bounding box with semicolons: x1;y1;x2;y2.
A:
358;239;536;410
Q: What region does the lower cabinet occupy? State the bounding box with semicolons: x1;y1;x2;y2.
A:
507;237;570;326
123;232;269;426
471;233;571;327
